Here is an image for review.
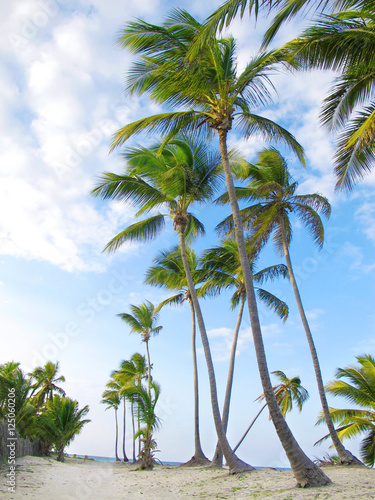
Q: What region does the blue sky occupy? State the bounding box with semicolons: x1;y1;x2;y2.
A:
1;0;375;467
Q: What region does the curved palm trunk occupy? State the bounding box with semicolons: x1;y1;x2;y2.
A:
280;226;363;466
218;129;330;486
188;299;209;462
178;225;253;473
233;403;267;453
211;292;246;467
114;408;120;461
122;397;129;462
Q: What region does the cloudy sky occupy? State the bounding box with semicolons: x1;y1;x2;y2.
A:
1;0;375;468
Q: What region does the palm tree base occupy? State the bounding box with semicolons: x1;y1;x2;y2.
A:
296;467;331;488
181;456;211;467
339;455;365;467
228;456;255;475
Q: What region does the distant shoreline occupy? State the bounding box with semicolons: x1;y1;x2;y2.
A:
1;455;374;499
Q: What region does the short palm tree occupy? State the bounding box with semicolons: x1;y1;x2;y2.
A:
127;381;161;470
93;137;255;472
37;395;90;462
111;11;330;484
316;354;375;467
234;370;309;452
145;246;209;464
101;383;122;461
29;361;66;407
200;237;289;466
118;301;162;395
219;146;361;465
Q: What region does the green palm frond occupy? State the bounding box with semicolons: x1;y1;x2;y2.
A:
256;288;289;321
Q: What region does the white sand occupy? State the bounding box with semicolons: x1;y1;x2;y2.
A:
1;456;374;499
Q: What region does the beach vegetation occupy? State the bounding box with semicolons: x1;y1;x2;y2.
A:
316;354;375;466
29;361;66;408
234;370;309;453
101;379;122;461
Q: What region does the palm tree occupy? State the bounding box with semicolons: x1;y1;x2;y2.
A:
286;5;375;190
200;237;289;466
219;146;361;465
316;354;375;467
110;10;331;485
29;361;66;407
101;386;122;462
93;137;255;473
234;370;309;452
115;353;148;462
36;395;90;462
118;301;162;395
110;367;130;462
127;380;161;470
145;246;209;464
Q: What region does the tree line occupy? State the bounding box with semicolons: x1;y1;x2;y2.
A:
0;361;89;462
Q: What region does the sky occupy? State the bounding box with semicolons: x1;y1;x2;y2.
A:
1;0;375;469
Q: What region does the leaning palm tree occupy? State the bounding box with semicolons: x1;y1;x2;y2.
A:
145;246;209;464
218;146;361;465
101;384;122;462
234;370;309;452
200;237;289;467
110;10;330;485
316;354;375;467
29;361;66;407
93;137;253;473
118;301;162;396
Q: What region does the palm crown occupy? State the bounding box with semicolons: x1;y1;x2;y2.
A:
218;147;331;252
112;9;304;161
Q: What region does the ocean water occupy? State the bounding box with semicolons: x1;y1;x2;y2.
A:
67;454;181;465
67;455;290;469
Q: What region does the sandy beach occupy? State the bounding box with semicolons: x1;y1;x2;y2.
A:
0;456;374;499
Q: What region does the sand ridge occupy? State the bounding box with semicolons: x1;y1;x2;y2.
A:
1;455;374;499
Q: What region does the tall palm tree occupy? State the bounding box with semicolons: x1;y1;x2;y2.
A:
234;370;309;452
219;146;361;465
93;137;254;473
145;246;209;464
118;301;162;395
110;367;130;462
29;361;66;407
200;237;289;466
112;14;331;484
101;386;121;462
316;354;375;467
36;395;90;462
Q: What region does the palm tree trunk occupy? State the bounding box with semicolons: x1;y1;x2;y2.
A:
178;224;252;473
114;408;120;461
218;128;330;486
233;403;267;453
122;397;129;462
145;340;151;396
189;299;208;462
211;292;246;467
131;399;136;462
280;225;363;466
